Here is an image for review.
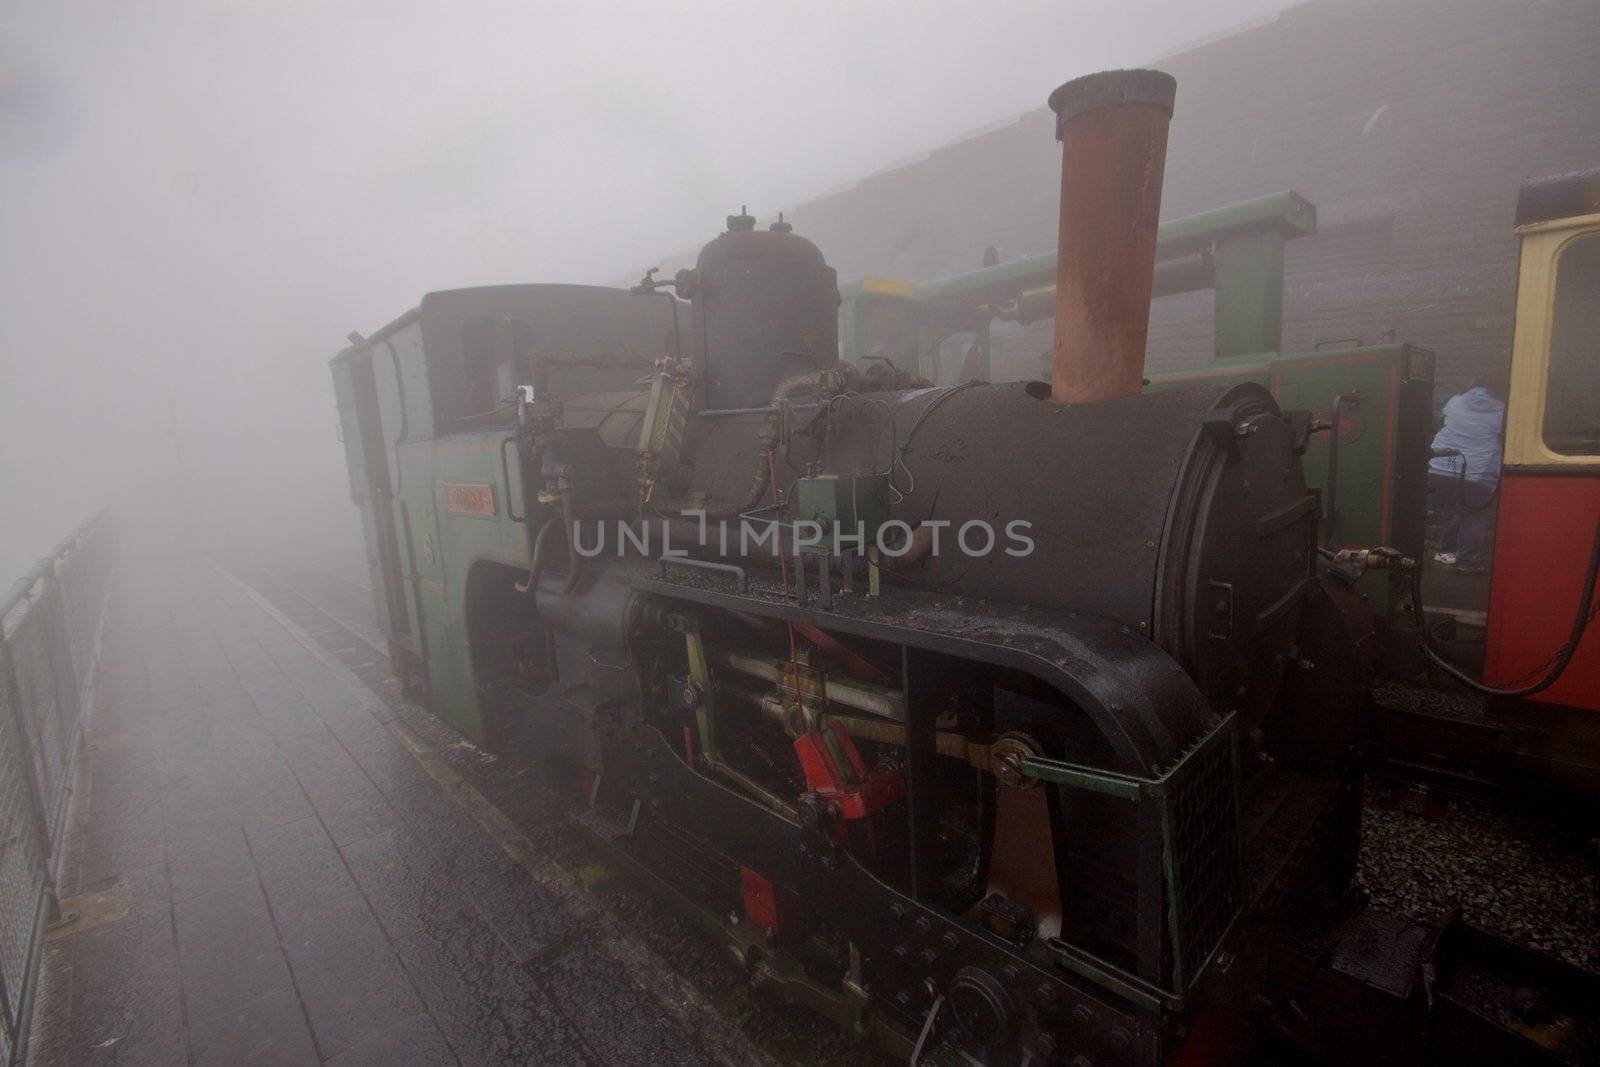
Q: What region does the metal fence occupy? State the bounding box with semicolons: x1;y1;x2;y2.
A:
0;513;114;1065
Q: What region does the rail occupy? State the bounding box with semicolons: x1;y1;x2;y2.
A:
0;511;115;1066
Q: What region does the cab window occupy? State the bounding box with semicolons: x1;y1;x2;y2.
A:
435;316;519;429
1544;233;1600;455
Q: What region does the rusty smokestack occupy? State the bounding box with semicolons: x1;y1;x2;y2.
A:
1046;69;1176;404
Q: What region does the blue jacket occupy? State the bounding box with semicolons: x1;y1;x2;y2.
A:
1428;387;1505;486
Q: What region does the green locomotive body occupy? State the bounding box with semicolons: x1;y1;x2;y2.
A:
330;284;673;740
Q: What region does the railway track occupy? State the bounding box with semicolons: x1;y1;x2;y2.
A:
1370;684;1600;801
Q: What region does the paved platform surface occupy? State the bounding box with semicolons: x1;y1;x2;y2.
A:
31;556;870;1067
24;543;1595;1067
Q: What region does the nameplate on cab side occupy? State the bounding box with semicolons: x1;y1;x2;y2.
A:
443;483;496;518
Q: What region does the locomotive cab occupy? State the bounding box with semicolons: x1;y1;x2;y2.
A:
330;284;677;736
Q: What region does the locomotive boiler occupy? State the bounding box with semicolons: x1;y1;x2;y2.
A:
333;70;1399;1064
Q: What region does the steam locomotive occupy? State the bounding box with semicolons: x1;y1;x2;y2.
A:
331;70;1594;1064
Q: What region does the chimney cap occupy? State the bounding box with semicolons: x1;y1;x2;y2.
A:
1048;69;1176;139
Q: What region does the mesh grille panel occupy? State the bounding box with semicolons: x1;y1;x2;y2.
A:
0;665;48;1044
0;515;113;1060
1165;724;1242;986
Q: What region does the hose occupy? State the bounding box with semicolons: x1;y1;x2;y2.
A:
560;491;582;593
1455;463;1501;512
1408;515;1600;698
691;445;774;522
515;515;562;595
513;499;587;595
700;374;822;520
768;369;832;407
1432;439;1504;512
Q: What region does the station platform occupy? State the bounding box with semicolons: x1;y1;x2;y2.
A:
28;554;866;1067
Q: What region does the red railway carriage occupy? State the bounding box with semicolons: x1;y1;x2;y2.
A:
1482;168;1600;711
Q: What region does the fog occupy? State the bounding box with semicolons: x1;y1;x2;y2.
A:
0;0;1291;580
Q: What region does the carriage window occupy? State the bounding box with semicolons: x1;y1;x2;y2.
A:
1544;233;1600;455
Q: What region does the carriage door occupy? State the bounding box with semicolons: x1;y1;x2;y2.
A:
1483;220;1600;710
347;352;415;649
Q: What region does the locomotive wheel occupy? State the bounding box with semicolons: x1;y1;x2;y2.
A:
948;965;1018;1048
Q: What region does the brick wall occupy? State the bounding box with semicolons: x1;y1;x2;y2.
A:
647;0;1600;400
